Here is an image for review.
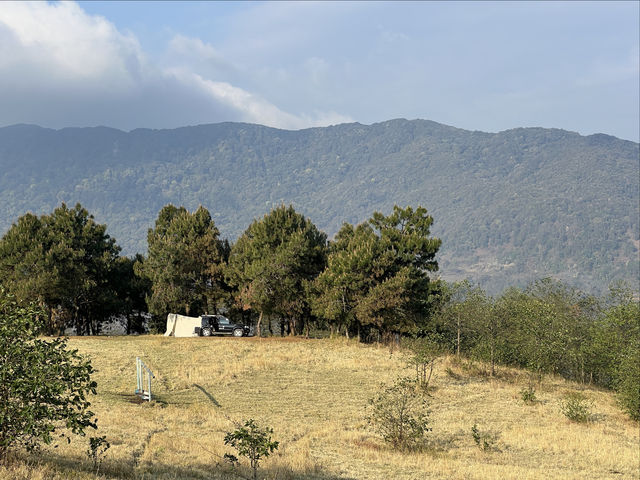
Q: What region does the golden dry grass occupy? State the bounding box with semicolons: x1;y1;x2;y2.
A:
1;335;638;480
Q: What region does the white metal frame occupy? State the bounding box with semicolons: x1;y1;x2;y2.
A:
135;357;155;401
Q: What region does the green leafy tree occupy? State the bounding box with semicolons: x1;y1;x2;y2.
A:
0;289;98;461
136;205;229;317
405;336;444;390
589;284;640;419
228;205;327;336
434;279;484;356
224;419;279;480
615;344;640;421
0;203;121;335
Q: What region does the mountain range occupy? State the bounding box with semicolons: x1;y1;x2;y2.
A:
1;119;637;294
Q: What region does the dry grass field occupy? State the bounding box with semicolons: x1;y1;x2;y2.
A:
1;335;638;480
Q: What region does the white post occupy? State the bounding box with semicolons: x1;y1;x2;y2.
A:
135;357;155;402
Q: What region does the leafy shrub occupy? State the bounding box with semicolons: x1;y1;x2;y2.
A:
224;419;279;480
86;436;110;474
560;392;593;423
520;386;537;404
405;336;444;390
367;378;431;451
471;423;499;451
0;289;98;462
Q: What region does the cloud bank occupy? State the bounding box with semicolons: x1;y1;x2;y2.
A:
0;2;351;130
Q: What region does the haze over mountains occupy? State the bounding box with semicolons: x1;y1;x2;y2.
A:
1;119;637;294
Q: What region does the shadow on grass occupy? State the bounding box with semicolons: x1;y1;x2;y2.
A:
13;450;357;480
193;383;222;408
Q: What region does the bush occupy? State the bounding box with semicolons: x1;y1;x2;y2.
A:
367;378;431;451
405;336;443;391
0;289;98;462
224;419;279;480
560;392;593;423
86;435;110;474
520;386;537;404
471;423;499;451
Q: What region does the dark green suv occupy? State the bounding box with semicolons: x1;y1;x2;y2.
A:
197;315;250;337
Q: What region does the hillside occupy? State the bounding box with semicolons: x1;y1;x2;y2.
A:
1;336;637;480
0;119;637;294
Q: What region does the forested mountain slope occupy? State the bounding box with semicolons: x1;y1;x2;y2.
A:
1;119;637;294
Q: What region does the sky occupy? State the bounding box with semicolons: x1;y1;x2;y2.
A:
0;1;638;141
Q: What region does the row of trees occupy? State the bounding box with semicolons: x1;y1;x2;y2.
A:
137;203;441;339
0;202;443;339
433;278;639;419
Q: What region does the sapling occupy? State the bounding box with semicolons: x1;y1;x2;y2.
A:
224;419;279;480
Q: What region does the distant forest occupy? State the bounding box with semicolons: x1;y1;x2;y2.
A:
0;119;638;294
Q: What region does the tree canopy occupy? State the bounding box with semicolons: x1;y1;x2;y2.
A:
136;204;229;318
228;205;327;336
311;205;442;339
0;203;121;334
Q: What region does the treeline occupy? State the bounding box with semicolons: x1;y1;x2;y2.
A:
431;278;639;420
0;202;441;339
0;202;637;418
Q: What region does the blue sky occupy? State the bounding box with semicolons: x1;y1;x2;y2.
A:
0;1;638;141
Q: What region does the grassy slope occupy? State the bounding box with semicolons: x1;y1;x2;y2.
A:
1;336;638;480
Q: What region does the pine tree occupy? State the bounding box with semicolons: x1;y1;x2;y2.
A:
228;205;327;336
0;203;121;334
136;205;228;317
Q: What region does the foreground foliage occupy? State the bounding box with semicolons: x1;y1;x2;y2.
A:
0;289;98;462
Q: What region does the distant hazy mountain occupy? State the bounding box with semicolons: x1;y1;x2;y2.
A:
1;119;637;294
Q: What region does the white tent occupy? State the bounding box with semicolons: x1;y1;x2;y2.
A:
164;313;201;337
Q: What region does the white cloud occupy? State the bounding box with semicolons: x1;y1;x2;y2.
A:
0;2;143;86
0;2;351;130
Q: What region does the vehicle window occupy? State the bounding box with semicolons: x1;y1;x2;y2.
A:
217;316;230;325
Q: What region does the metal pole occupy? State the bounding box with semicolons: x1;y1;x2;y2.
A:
135;357;140;394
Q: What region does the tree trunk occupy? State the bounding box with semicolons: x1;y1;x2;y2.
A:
456;314;461;356
289;318;296;336
490;345;495;377
74;307;83;336
256;311;263;338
